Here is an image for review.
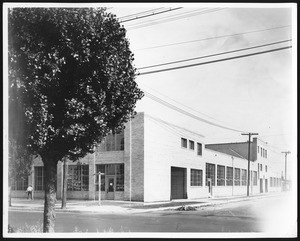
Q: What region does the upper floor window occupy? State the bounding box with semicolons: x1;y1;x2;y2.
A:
99;131;124;152
181;138;187;148
197;143;202;156
189;140;195;150
265;165;267;172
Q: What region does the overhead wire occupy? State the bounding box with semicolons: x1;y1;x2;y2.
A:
137;45;292;75
140;83;236;127
133;25;291;51
137;39;292;70
143;90;247;133
119;7;183;23
117;7;165;20
126;8;226;30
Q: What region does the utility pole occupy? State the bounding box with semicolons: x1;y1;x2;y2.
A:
242;133;258;196
281;151;290;191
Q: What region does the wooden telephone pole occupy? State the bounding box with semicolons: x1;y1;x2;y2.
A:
241;133;258;196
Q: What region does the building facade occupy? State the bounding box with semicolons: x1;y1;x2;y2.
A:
11;112;283;202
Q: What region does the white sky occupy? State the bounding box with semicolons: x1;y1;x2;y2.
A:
105;3;297;180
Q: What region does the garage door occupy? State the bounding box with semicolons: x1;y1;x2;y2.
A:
171;167;186;199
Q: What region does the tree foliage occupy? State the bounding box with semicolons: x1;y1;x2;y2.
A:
8;7;143;162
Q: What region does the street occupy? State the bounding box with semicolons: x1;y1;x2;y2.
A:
8;194;295;234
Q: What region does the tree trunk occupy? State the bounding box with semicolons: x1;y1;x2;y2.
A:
43;159;57;233
61;159;67;209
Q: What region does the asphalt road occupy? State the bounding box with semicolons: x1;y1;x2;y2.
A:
8;194;296;234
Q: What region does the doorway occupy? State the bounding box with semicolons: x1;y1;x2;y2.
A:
171;167;187;200
265;179;268;193
106;176;115;200
260;178;263;193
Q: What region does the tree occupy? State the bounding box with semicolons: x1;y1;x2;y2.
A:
8;8;143;232
8;140;34;206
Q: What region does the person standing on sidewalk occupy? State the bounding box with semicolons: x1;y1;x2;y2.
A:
26;185;33;200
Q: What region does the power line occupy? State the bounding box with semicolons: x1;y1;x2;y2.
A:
133;25;291;51
118;8;165;20
126;8;225;30
140;84;235;126
119;7;183;23
138;45;292;76
144;90;247;133
137;39;291;70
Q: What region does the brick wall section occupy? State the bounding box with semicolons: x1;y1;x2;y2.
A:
124;112;144;201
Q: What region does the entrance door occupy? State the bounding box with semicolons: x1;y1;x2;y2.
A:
171;167;186;200
260;179;263;193
106;177;115;200
265;179;268;193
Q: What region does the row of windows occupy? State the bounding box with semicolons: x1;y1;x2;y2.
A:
206;163;258;186
258;146;267;158
98;132;124;152
181;138;202;156
270;177;282;187
258;163;267;173
26;164;125;192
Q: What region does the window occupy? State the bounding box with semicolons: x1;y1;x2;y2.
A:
189;140;195;150
190;169;203;186
217;165;225;186
234;168;241;186
241;169;247;186
206;163;215;186
253;171;258;186
34;166;44;191
67;164;89;191
95;164;124;192
260;164;262;171
265;165;267;172
261;147;263;156
266;150;267;158
226;167;233;186
181;138;187;148
11;177;28;191
257;146;259;153
99;131;125;151
116;164;124;191
197;143;202;156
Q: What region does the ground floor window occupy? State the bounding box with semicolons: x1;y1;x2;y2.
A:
241;169;247;186
190;169;203;186
11;177;28;191
234;168;240;186
217;165;225;186
34;166;44;191
95;163;124;192
206;163;215;186
67;164;89;191
226;167;233;186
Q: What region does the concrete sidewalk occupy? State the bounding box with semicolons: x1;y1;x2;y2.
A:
8;192;283;214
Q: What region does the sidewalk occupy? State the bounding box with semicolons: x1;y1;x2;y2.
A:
8;192;284;214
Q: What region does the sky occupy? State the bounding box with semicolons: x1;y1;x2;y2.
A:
103;3;297;181
3;3;297;179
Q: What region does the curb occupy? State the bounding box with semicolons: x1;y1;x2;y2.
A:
8;192;282;214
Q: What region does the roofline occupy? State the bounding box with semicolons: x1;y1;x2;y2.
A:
206;141;252;146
